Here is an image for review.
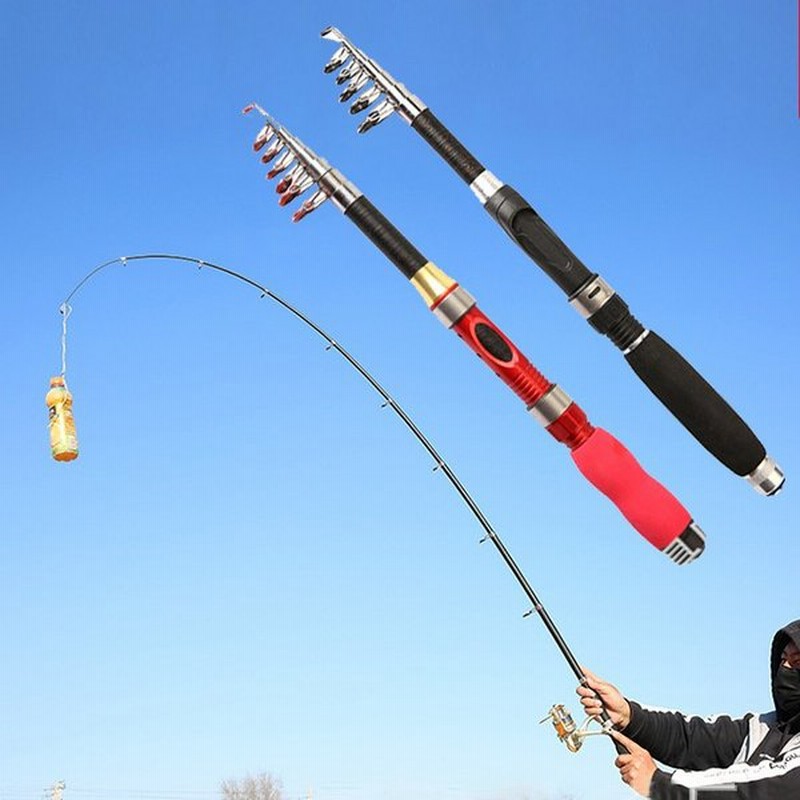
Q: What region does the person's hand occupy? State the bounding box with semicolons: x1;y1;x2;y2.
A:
609;729;658;797
576;667;632;729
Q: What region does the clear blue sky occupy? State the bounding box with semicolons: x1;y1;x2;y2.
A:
3;2;799;799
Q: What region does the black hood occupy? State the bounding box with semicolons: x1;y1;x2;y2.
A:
770;619;800;679
771;619;800;728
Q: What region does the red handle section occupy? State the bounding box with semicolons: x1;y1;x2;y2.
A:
450;304;551;406
570;428;692;551
448;302;692;552
449;303;594;447
546;402;594;450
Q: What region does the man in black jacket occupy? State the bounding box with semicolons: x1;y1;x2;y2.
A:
577;620;800;798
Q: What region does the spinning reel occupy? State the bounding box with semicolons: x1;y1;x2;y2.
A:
540;704;609;753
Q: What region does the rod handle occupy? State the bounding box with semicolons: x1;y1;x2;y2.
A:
484;186;782;491
449;304;552;407
571;428;702;561
578;276;779;486
484;185;594;295
625;331;781;493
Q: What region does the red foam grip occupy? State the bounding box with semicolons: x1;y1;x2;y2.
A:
570;428;691;551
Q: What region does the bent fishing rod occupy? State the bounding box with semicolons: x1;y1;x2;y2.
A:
318;26;784;497
243;103;705;565
56;252;615;751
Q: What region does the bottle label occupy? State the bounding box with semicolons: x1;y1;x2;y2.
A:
49;401;79;459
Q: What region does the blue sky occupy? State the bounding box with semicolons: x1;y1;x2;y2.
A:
3;2;799;799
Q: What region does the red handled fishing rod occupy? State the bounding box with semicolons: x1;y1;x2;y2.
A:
243;103;705;565
318;27;784;497
57;253;618;748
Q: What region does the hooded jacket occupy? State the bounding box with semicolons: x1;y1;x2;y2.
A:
624;620;800;799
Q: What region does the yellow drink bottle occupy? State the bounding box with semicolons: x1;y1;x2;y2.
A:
46;376;79;461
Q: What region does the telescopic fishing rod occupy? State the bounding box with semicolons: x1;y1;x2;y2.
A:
318;26;784;498
242;103;705;566
54;252;613;751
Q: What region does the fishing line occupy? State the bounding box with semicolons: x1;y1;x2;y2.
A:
59;302;72;378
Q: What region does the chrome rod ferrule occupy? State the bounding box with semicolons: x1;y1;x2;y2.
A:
469;170;504;205
569;275;615;320
431;286;476;328
527;385;571;427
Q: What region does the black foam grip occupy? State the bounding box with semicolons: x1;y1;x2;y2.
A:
625;331;766;476
345;195;428;279
484;186;593;294
411;109;484;184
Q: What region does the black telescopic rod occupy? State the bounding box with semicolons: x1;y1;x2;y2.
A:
60;253;612;728
319;26;784;498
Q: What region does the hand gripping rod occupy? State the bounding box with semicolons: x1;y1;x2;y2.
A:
319;26;783;497
243;103;705;564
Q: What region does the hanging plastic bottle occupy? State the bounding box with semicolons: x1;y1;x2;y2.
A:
46;376;79;461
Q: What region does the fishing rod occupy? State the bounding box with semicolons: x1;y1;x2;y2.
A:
53;252;612;751
318;26;784;498
242;103;705;566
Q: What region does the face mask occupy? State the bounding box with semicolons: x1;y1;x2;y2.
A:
773;666;800;723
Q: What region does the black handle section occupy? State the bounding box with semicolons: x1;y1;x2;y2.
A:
484;185;770;477
484;186;594;295
482;186;646;347
626;331;766;476
411;109;485;185
611;735;628;755
345;195;428;279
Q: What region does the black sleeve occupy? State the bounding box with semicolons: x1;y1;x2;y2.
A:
624;701;750;770
650;770;690;800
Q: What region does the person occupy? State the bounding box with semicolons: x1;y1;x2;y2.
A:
576;620;800;798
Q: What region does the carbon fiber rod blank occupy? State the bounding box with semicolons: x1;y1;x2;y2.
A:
318;26;784;497
60;252;621;736
243;103;705;565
